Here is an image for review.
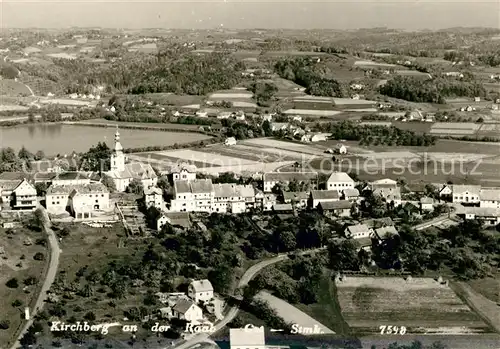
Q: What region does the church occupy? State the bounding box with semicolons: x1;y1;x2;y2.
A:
105;128;158;192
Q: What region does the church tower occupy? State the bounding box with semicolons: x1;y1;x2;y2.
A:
110;127;125;172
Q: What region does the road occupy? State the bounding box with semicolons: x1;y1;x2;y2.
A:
172;248;326;349
9;208;61;349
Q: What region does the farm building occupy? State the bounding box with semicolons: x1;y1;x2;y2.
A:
452;185;481;205
317;200;352;217
310;190;340;208
479;188;500;208
345;224;372;239
225;137;237;146
456;206;500;226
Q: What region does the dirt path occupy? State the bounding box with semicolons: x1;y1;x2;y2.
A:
450;281;500;334
9;208;61;349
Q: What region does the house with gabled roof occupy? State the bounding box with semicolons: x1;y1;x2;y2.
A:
172;299;203;322
326;172;355;191
452;184;481;205
188;279;214;303
345;224;373;239
310;190;340;208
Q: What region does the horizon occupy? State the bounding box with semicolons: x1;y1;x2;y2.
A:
2;0;500;30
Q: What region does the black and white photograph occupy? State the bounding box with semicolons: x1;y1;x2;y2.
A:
0;0;500;348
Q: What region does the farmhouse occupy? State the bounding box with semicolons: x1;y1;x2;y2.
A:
230;326;265;349
310;190;340;208
456;207;500;226
212;183;255;213
106;129;157;192
263;172;318;193
170;179;214;213
341;188;360;202
172;299;203;322
439;184;453;199
326;172;355;191
317;200;352;217
52;172;91;186
452;185;481;205
272;203;294;213
345;224;372;239
479;188;500;208
188;279;214;304
0;179;37;210
157;212;191;231
373;186;402;207
45;182;110;219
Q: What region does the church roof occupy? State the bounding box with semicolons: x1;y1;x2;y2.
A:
108;162;157;180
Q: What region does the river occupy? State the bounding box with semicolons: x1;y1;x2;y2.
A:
0;123;211;155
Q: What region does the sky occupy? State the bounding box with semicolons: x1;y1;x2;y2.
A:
1;0;499;30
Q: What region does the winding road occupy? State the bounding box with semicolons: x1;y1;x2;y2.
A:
172;248;326;349
9;208;61;349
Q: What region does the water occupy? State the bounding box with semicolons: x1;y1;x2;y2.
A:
0;124;211;155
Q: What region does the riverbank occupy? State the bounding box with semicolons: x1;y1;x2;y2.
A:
64;119;207;134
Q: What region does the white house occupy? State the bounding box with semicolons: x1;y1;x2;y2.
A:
456;206;500;226
452;185;481;205
172;299;203;322
105;129;157;192
420;197;434;211
326;172;355;191
479;188;500;208
171;164;197;182
46;182;110;219
188;279;214;303
170;179;214;213
217;111;232;119
345;224;372;239
310;190;340;208
10;179;37;210
213;183;255;213
310;133;329;142
225;137;237;146
144;186;163;209
196;110;208;118
230;326;265;349
439;184;453;198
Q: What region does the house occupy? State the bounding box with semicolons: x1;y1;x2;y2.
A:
341;188;360;202
225;137;237;146
188;279;214;303
456;206;500;226
230;326;265;349
479;189;500;208
336;144;347;154
172;299;203;322
0;179;37;210
263;172;318;193
270;122;289;132
217;111;232;119
170;179;214;213
345;224;372;239
310;190;340;208
262;193;277;211
157;212;191;231
363;217;394;229
105;129;157;192
474;97;481;102
420;197;434;211
300;134;311;143
373;186;402;207
374;226;398;240
171;164;197;182
310;133;330;142
452;185;481;205
144;186;163;209
439;184;453;199
196;110;208;118
326;172;355;191
212;183;255;213
317;200;352;217
46;182;110;219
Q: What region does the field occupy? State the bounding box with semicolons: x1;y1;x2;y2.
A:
283;109;342;117
353;60;398;69
0;80;33;96
46;53;77;60
129;138;333;174
336;277;491;335
255;291;335;335
0;105;29;112
466;273;500;303
0;226;48;345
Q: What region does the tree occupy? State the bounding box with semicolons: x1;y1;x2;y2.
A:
0;320;10;330
34;182;48;197
33;252;45;261
18;146;34;161
84;311;96;321
208;263;234;294
11;299;22;307
31;207;47;231
276;230;297;252
80;142;111;172
126;178;143;194
101;173;116;192
157;176;170;190
6;278;19;289
34;150;45;161
328;239;360;271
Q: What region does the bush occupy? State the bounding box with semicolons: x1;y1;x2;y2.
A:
11;299;22;307
6;277;19;288
0;320;10;330
33;252;45;261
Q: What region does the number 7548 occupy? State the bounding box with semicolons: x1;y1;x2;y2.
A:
379;325;407;335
